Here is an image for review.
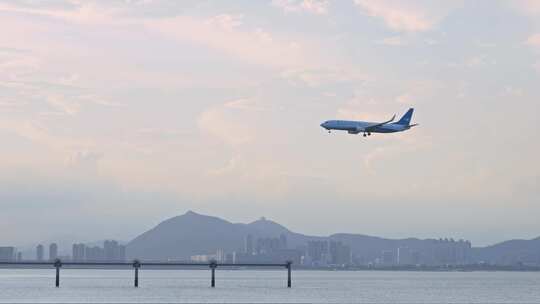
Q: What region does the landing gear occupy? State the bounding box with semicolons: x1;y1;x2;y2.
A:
328;130;331;134
363;133;367;137
368;132;371;136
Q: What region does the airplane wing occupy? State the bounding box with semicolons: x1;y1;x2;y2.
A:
364;115;396;131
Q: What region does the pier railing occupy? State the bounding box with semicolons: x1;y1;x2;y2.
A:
0;260;293;288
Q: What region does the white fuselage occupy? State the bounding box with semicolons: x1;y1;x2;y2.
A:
320;120;409;134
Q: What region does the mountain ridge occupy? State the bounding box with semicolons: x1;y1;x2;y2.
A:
126;211;540;265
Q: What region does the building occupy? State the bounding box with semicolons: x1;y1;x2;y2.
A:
216;249;226;262
85;246;104;261
0;247;15;262
225;252;235;263
103;240;126;262
72;243;86;261
431;238;471;265
36;244;44;261
244;234;253;255
307;240;329;265
329;241;352;266
381;250;395;266
67;240;126;262
279;234;288;250
190;254;216;262
256;237;282;254
397;247;412;265
17;252;23;261
49;243;58;261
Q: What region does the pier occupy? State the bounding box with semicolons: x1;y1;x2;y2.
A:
0;260;293;288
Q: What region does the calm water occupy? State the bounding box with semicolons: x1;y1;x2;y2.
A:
1;269;540;303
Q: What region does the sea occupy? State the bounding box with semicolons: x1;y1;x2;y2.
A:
1;269;540;303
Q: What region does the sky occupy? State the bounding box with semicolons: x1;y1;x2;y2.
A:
0;0;539;247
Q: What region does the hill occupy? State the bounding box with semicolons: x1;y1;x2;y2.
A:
127;211;540;266
127;211;312;260
472;237;540;265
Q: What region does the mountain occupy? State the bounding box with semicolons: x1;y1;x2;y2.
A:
247;217;289;235
127;211;540;266
472;237;540;265
127;211;309;260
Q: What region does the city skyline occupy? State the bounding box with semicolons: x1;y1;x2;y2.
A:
2;210;539;268
1;1;539;247
4;209;534;252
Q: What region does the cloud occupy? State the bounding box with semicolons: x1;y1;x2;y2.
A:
377;36;406;46
0;52;40;78
45;94;81;115
281;67;369;87
0;2;121;26
224;98;269;111
503;86;524;97
1;2;324;70
0;120;93;154
508;0;540;16
271;0;329;15
336;108;391;122
353;0;462;32
395;93;413;104
447;55;496;69
526;33;540;49
197;104;255;146
65;150;103;174
145;14;317;69
395;79;443;105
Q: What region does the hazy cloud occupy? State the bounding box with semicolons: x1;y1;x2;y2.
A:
271;0;329;15
377;36;407;46
526;33;540;49
353;0;462;32
1;0;539;246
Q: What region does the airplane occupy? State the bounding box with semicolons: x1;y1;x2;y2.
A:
320;108;418;137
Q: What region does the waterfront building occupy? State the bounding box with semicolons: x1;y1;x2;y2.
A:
36;244;44;261
72;243;86;261
244;234;253;255
0;247;15;262
49;243;58;261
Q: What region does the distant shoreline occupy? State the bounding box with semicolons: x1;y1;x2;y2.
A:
1;265;539;272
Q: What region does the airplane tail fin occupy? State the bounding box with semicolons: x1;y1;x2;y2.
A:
396;108;414;126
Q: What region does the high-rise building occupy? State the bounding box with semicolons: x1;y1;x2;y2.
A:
103;240;126;262
279;234;288;249
17;252;22;262
0;247;15;262
244;234;253;255
72;243;86;261
49;243;58;261
397;247;412;265
307;240;329;264
381;250;395;265
85;246;104;261
36;244;44;261
216;249;225;262
431;238;472;266
118;245;126;261
329;241;351;266
256;237;285;255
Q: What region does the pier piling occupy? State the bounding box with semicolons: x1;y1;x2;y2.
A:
133;260;140;288
210;261;217;288
54;259;62;288
286;261;292;288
